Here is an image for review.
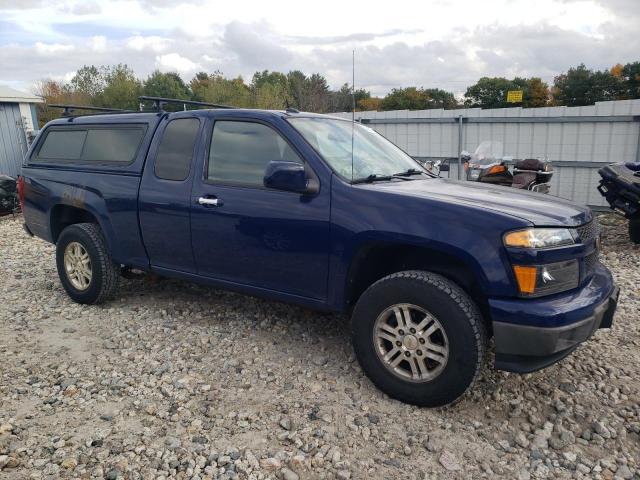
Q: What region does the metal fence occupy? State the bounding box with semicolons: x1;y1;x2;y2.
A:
336;99;640;208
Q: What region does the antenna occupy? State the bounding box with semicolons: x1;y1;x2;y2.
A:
351;49;355;182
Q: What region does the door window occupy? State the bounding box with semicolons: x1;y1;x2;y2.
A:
155;118;200;181
208;121;302;186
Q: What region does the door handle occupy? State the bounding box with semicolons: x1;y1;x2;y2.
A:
198;196;223;207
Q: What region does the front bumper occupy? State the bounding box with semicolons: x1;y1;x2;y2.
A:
490;264;619;373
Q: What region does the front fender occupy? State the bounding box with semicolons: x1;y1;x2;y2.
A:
327;176;531;312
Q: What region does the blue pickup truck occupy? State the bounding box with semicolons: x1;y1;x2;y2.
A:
19;100;619;407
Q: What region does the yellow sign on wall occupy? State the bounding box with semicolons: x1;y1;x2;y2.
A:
507;90;523;103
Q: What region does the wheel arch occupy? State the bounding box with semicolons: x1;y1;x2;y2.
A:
343;241;491;326
48;203;117;260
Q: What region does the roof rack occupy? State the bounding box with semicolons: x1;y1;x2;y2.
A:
49;104;132;117
139;96;237;111
48;96;241;119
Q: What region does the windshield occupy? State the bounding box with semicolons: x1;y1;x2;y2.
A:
470;141;504;166
288;117;424;181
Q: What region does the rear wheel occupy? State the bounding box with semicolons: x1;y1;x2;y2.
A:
629;217;640;244
56;223;119;304
351;270;487;407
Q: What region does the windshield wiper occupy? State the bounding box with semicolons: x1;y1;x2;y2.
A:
352;167;435;184
352;174;395;184
352;169;428;184
392;168;435;178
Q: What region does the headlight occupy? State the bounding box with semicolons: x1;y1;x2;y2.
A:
512;260;579;297
504;228;575;249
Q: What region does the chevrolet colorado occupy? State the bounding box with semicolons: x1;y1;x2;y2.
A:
19;102;619;407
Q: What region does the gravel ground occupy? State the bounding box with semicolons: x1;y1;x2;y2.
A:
0;213;639;480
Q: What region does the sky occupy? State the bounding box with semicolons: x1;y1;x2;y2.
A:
0;0;639;97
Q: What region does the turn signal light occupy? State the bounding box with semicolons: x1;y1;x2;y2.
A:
513;265;537;294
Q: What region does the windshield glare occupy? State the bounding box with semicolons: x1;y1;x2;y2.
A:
288;117;423;181
471;140;504;166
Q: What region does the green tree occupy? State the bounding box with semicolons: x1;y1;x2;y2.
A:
253;83;288;109
285;71;333;112
142;70;191;111
464;77;516;108
252;70;288;91
522;77;549;107
552;64;622;106
326;83;371;112
250;70;289;109
69;65;105;99
143;71;190;100
96;64;142;110
381;87;427;110
422;88;458;109
379;87;456;110
286;70;308;109
189;72;251;107
464;77;550;108
357;97;382;111
621;62;640;99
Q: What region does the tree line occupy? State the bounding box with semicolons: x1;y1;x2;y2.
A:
35;61;640;124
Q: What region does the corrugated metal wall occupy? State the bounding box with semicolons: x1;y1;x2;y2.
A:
336;99;640;207
0;102;28;177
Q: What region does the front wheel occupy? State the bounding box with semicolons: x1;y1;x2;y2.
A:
56;223;119;304
351;271;487;407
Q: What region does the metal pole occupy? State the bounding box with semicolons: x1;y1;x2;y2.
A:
457;115;463;180
636;122;640;163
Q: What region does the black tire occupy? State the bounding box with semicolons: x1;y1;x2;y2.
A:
56;223;119;304
351;270;487;407
629;217;640;244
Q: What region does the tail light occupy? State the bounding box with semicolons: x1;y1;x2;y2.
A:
488;165;507;175
17;175;25;211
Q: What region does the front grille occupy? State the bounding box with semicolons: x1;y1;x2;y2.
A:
577;221;600;282
583;251;598;279
576;220;600;243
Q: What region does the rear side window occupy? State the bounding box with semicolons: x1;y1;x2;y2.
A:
208;121;302;186
36;126;145;163
154;118;200;181
38;130;86;159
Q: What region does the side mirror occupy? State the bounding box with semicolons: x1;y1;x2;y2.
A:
264;161;319;195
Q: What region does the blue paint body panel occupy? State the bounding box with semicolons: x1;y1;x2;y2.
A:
21;108;616;339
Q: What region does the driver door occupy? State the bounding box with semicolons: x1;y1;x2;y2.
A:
190;117;331;300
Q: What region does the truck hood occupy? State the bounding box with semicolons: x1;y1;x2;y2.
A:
361;178;592;227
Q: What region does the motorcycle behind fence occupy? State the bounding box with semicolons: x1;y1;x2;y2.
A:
461;141;554;193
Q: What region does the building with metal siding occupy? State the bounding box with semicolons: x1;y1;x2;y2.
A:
336;99;640;208
0;85;42;177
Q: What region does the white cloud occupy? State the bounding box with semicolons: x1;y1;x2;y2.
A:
127;35;171;53
1;0;639;96
155;53;201;73
89;35;107;52
34;42;74;55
